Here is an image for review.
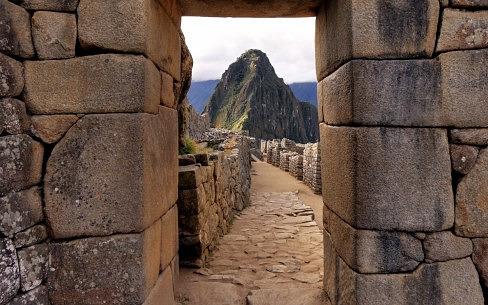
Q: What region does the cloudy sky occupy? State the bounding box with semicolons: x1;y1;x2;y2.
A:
181;17;316;84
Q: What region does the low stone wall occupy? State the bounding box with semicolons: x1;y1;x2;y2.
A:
178;136;251;266
303;143;322;194
289;154;304;180
263;138;322;194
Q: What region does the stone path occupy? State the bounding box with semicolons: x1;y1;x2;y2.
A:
176;191;327;305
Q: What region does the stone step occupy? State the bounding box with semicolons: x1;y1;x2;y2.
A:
246;288;329;305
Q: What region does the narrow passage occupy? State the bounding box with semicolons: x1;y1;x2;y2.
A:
176;161;328;305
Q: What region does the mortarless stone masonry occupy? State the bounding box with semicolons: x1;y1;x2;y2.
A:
178;135;251;266
2;0;488;303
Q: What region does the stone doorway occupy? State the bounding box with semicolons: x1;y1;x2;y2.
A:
1;0;488;304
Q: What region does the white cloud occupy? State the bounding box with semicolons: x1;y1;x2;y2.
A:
181;17;316;84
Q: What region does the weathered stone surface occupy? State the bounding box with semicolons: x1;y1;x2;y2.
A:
0;53;24;98
0;135;43;196
78;0;181;79
161;72;175;108
437;9;488;52
451;0;488;7
142;267;175;305
451;128;488;145
424;231;473;262
247;288;326;305
318;59;442;126
327;250;483;305
0;238;20;304
176;281;245;305
450;144;479;175
321;124;454;231
179;165;204;189
0;0;34;58
161;205;178;271
6;285;49;305
180;0;320;17
0;187;43;237
472;238;488;291
456;148;488;237
24;54;160;114
13;225;48;248
49;223;161;305
328;207;423;273
316;0;439;79
0;98;30;135
45;109;177;238
18;243;48;292
30;115;78;144
178;185;205;215
440;49;488;127
11;0;79;11
320;49;488;127
32;12;77;60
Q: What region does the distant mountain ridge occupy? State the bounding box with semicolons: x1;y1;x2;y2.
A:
189;80;317;112
202;49;318;143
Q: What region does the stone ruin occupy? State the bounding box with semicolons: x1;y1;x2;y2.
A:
1;0;488;304
263;139;322;195
177;136;251;267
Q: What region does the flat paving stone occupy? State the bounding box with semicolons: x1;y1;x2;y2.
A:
177;191;324;305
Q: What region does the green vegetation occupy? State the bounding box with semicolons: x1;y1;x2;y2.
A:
179;137;212;155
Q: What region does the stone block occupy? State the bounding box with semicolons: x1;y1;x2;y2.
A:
0;98;31;135
6;285;49;305
328;208;423;273
161;72;175;108
18;243;48;292
13;225;48;249
0;187;43;237
11;0;79;11
424;231;473;262
195;153;209;166
319;49;488;128
437;9;488;52
30;115;79;144
439;49;488;127
45;109;178;239
451;128;488;145
0;238;20;304
473;238;488;291
0;135;44;196
320;124;454;231
161;205;178;271
142;266;175;305
316;0;439;79
32;12;77;60
451;0;488;7
178;186;205;216
48;222;161;305
78;0;181;79
328;254;483;305
24;54;160;114
318;59;442;126
0;53;24;98
456;148;488;237
179;165;204;189
0;0;34;58
450;144;479;175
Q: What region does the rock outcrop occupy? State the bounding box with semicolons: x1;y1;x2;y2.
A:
203;49;318;143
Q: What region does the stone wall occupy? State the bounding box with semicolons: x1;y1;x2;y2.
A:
178;136;251;266
0;0;184;303
317;1;488;304
303;143;322;194
263;139;321;194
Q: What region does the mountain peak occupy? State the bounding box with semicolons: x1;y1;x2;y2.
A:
203;50;318;143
